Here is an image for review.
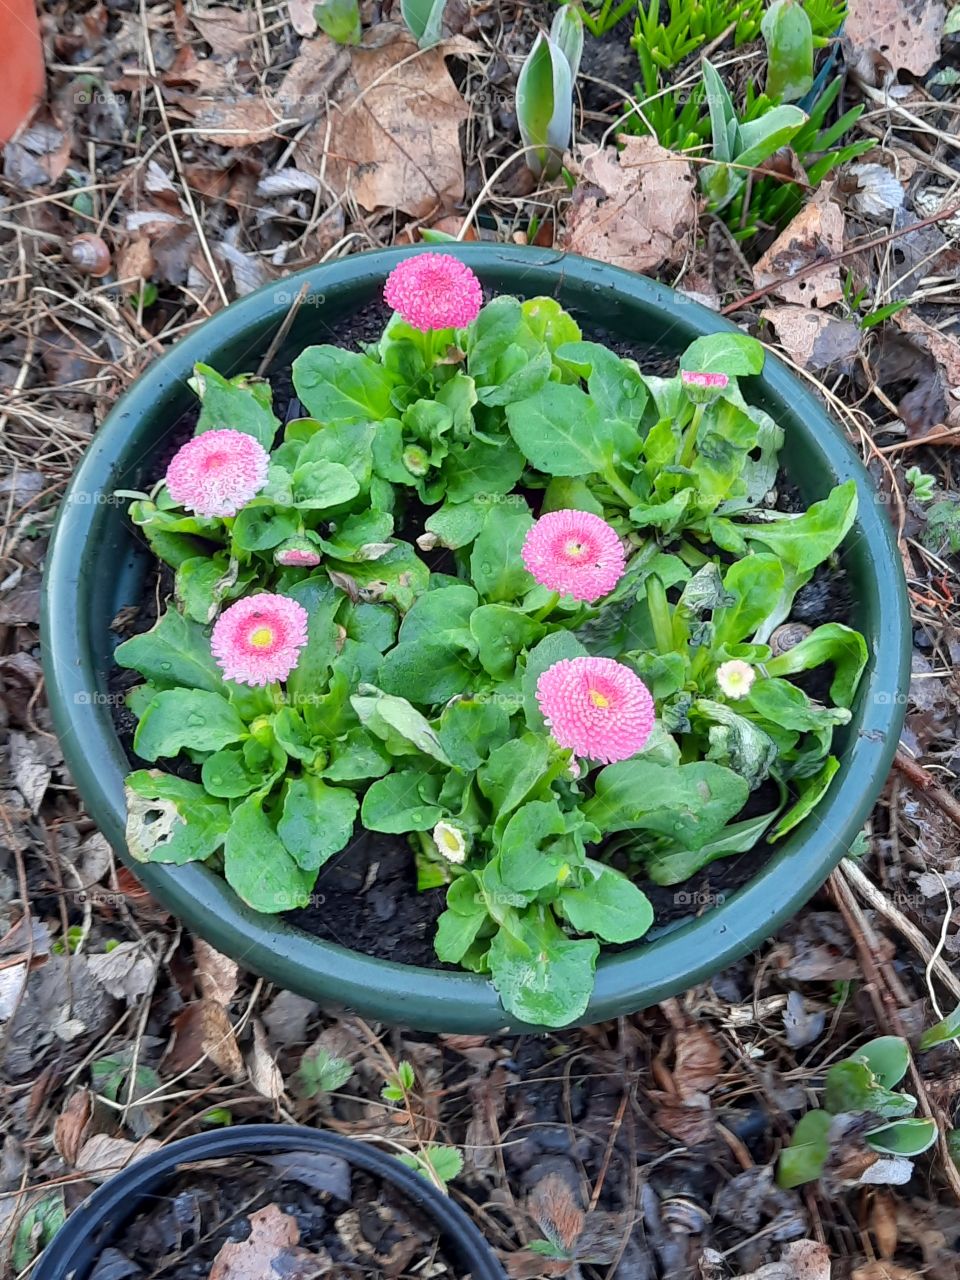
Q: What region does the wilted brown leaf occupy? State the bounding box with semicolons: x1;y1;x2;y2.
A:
246;1020;284;1099
321;29;469;218
166;1001;245;1080
209;1204;314;1280
528;1174;584;1252
753;186;844;307
761;306;861;372
734;1240;831;1280
563;136;698;274
844;0;946;79
193;937;239;1006
894;311;960;427
673;1027;722;1099
75;1134;162;1181
88;941;158;1003
190;6;259;57
54;1090;94;1165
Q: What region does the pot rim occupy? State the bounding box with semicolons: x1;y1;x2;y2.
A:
31;1123;506;1280
41;245;910;1033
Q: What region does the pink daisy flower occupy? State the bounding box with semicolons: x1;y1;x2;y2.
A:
536;657;655;764
211;594;309;686
165;429;270;518
680;369;730;404
522;509;626;602
383;254;483;332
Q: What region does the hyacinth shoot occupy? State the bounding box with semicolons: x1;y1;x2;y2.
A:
536;656;655;765
383;253;483;332
522;509;626;602
211;594;309;686
165;429;270;518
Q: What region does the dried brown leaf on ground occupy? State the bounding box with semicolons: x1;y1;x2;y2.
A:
75;1134;163;1181
246;1020;285;1099
288;0;318;37
320;29;470;218
734;1239;831;1280
165;1001;245;1080
753;186;845;307
843;0;946;80
193;937;239;1006
189;6;260;57
563;137;699;274
893;311;960;427
209;1204;312;1280
761;306;861;372
673;1026;723;1098
87;941;158;1002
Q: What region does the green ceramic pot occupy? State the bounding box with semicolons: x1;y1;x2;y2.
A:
41;246;909;1032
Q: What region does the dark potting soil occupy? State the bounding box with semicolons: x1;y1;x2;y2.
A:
108;299;854;967
87;1151;468;1280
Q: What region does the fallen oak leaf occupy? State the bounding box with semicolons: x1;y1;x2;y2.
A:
753;185;845;308
192;936;239;1006
761;305;861;373
562;136;699;274
319;28;469;218
75;1134;163;1182
843;0;946;80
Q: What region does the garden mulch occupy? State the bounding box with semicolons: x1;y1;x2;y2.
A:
2;1;960;1276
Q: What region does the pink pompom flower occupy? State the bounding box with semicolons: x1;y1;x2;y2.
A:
165;429;270;518
680;369;730;405
211;594;309;686
522;509;626;602
383;253;483;332
536;657;655;764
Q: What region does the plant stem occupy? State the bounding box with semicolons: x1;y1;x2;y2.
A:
602;466;640;509
645;574;675;656
678;403;706;469
534;591;562;622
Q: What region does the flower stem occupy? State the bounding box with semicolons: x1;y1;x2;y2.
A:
534;591;562;622
645;574;675;656
678;403;706;469
602;466;640;509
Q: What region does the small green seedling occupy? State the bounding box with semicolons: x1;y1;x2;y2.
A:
517;5;584;179
314;0;361;45
381;1058;416;1102
778;1036;938;1188
396;1144;464;1191
401;0;448;47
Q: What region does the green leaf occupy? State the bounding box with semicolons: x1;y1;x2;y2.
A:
435;882;488;963
713;554;785;646
584;759;749;850
470;501;535;602
424;497;488;549
478;736;554;831
521;630;588;732
488;910;598;1027
396;1145;464;1188
824;1060;916;1119
284;576;341;710
292;461;361;511
855;1037;911;1089
521;296;582;352
299;1045;354;1096
351;685;451;764
12;1190;66;1273
134;689;247;761
498;799;569;893
645;807;781;884
764;623;867;708
115;608;225;693
777;1110;831;1189
679;331;764;376
317;510;394;562
436;696;513;771
400;0;447;46
516;31;573;179
442;437;526;504
330;541;429;613
741;480;857;572
694;698;779;789
561;861;654;943
866;1117;937;1157
292;345;396;424
176;556;241;625
770;756;839;839
231;501;300;551
470;604;544;679
506;382;632;477
762;0;814;101
360;770;441;833
191;363;280;450
223;793;315;912
125;770;232;864
201;747;264;798
378;637;475;705
278;776;358;870
555;340;648;424
919;1002;960;1051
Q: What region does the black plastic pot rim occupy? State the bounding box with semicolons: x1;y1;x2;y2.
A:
40;244;911;1034
32;1124;506;1280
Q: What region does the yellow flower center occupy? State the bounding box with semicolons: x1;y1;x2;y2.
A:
564;539;586;559
589;688;609;709
249;626;275;649
439;829;460;852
